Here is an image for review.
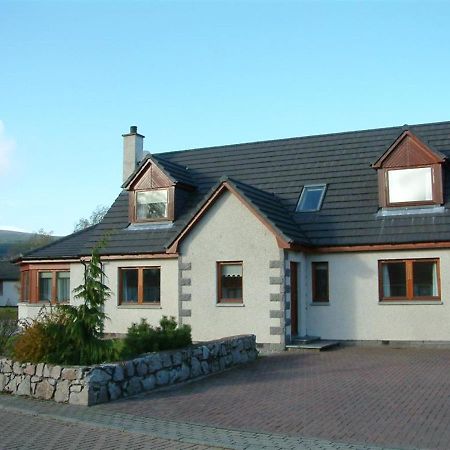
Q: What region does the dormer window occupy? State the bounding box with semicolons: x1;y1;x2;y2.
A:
372;130;446;209
387;167;433;205
136;189;168;221
296;185;326;212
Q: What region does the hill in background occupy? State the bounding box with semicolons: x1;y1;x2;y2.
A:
0;230;61;259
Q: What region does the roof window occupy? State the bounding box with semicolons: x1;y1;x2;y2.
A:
296;185;326;212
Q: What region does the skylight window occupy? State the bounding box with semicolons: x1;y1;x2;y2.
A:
296;185;326;212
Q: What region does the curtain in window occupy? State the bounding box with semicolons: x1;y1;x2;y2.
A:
382;264;391;298
122;270;138;302
56;272;70;302
39;272;52;301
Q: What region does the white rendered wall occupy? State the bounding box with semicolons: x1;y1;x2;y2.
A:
304;249;450;342
71;259;179;334
19;259;178;334
180;191;282;344
0;281;19;307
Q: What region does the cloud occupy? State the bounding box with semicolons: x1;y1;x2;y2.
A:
0;120;16;175
0;225;31;233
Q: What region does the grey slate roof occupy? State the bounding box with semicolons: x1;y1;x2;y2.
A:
0;260;20;280
21;120;450;260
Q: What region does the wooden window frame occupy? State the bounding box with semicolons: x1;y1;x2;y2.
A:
129;187;175;223
378;258;441;302
21;271;29;302
217;261;243;304
36;269;70;304
118;266;161;305
379;164;444;208
312;261;329;302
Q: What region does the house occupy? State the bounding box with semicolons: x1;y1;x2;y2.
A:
0;260;20;307
15;121;450;349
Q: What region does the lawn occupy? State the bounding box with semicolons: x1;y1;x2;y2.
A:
0;307;18;321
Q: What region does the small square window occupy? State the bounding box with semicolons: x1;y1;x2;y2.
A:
296;185;326;212
217;262;243;303
119;267;161;305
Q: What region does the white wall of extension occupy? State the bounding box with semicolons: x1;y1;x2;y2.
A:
181;191;282;344
0;280;19;307
293;249;450;342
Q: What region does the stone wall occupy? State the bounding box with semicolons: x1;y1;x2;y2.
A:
0;335;257;406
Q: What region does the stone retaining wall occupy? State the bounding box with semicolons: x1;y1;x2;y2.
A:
0;334;257;406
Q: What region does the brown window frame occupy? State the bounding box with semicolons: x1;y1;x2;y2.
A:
129;187;175;223
217;261;243;304
312;262;329;302
21;270;29;301
118;266;161;305
379;164;444;208
36;269;70;304
378;258;441;302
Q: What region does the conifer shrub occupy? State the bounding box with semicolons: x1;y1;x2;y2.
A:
12;244;115;365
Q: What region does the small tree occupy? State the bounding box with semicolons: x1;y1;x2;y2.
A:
74;205;109;232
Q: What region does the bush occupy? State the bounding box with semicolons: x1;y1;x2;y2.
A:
121;316;192;360
0;317;18;356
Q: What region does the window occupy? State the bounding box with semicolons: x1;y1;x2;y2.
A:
38;270;70;303
387;167;433;205
136;189;168;221
217;262;243;303
119;267;160;304
0;281;3;296
379;259;440;301
296;185;326;212
312;262;329;302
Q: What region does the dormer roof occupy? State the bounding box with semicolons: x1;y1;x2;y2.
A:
372;129;446;169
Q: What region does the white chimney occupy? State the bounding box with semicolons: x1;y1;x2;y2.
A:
122;125;144;182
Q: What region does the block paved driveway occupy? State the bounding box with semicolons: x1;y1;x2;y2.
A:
102;346;450;450
1;346;450;449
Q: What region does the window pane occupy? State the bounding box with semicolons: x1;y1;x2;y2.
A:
39;272;52;301
21;271;29;301
143;268;160;303
56;271;70;302
388;168;432;203
136;190;168;220
313;262;328;301
122;269;138;302
220;264;243;301
413;261;437;297
382;262;406;297
297;186;326;211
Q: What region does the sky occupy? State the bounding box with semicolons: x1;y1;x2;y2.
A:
1;0;450;236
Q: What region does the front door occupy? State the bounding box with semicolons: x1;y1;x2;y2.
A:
290;261;299;336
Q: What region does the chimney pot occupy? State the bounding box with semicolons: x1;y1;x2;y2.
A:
130;125;138;134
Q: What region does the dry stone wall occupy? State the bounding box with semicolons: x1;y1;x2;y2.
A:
0;335;257;406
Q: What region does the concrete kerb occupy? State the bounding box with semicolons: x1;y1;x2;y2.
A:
0;394;398;450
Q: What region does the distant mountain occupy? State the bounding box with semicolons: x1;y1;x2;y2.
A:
0;230;61;259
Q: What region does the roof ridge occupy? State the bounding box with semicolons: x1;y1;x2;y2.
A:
154;120;450;157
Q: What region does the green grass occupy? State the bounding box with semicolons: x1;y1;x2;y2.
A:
0;307;18;321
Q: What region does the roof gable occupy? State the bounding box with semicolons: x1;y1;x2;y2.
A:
166;177;310;253
123;156;175;191
372;130;446;169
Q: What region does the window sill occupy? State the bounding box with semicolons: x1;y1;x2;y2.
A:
216;303;245;307
379;301;443;305
118;304;162;309
309;302;330;306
